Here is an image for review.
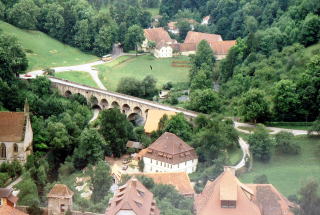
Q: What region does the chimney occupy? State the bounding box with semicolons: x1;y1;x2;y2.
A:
132;178;137;187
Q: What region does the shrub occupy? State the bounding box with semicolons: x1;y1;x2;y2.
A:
275;131;301;155
0;172;10;187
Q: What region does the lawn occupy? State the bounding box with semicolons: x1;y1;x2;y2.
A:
96;55;190;91
0;21;98;71
228;147;243;166
239;135;320;197
55;71;98;88
146;8;160;16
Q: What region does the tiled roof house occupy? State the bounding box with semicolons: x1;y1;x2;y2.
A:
0;188;28;215
141;28;177;58
194;168;295;215
47;184;74;215
143;132;198;173
106;177;160;215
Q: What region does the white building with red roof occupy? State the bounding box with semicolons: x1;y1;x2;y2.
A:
141;28;177;58
143;132;198;173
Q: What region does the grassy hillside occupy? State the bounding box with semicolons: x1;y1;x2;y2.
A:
96;55;190;91
55;71;98;88
0;21;98;71
240;135;320;197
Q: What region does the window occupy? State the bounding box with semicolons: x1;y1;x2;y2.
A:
14;144;18;153
0;143;6;159
60;204;65;212
185;161;187;166
221;200;236;208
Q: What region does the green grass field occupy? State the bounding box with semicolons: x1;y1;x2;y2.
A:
0;21;98;71
240;135;320;197
96;55;190;91
228;147;243;166
55;71;98;88
146;8;160;16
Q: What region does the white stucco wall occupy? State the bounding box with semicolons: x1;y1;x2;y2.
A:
143;157;197;173
116;210;136;215
154;46;173;58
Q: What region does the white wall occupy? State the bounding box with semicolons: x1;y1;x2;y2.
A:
154;46;173;58
117;210;136;215
143;157;197;173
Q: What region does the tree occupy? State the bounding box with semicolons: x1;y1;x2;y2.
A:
0;33;28;82
73;19;92;51
160;113;193;141
300;13;320;47
190;64;212;91
117;77;144;97
99;109;134;157
91;161;113;203
124;25;144;52
8;0;40;30
0;1;5;20
142;75;158;100
248;125;272;162
239;89;270;123
308;118;320;136
275;131;300;155
273;80;300;121
189;40;215;81
189;89;221;114
16;174;40;206
298;180;320;215
177;20;190;41
41;3;65;40
94;25;118;56
73;128;107;169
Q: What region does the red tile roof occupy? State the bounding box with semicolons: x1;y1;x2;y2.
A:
144;132;197;164
47;184;74;198
0;112;26;142
210;40;236;55
133;172;194;196
195;168;295;215
0;188;18;204
184;31;222;44
0;205;29;215
144;28;174;44
106;177;160;215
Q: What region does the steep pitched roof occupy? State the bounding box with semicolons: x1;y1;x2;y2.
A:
0;188;18;205
0;205;29;215
144;110;176;133
195;168;261;215
247;184;295;215
47;184;74;198
195;168;296;215
106;178;160;215
184;31;222;44
144;28;173;44
144;132;197;164
133;172;194;196
171;43;197;52
210;40;236;55
0;112;26;142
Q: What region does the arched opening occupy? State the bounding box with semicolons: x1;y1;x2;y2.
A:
13;143;18;153
133;107;142;115
0;143;6;159
111;101;120;109
92;104;102;110
100;99;109;109
145;109;149;118
65;90;72;97
90;96;99;106
128;113;144;126
122;104;131;114
71;93;87;105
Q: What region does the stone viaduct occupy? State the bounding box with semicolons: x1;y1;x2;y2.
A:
49;77;199;123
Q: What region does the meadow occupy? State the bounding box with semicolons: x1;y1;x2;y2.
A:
0;21;98;71
55;71;98;88
240;135;320;197
96;55;190;91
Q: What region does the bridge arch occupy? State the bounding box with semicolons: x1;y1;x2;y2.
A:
111;101;120;109
133;106;142;115
65;90;72;97
122;104;131;114
128;113;144;126
100;99;109;109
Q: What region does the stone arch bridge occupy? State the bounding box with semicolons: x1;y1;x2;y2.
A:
49;77;198;123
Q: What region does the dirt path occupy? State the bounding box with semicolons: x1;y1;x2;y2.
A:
232;137;250;170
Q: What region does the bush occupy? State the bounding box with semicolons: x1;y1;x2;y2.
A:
248;125;273;162
275;131;301;155
0;172;10;187
308;119;320;136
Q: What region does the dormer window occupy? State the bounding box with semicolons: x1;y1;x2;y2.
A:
221;200;236;208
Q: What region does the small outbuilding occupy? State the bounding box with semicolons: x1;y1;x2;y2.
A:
47;184;74;215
